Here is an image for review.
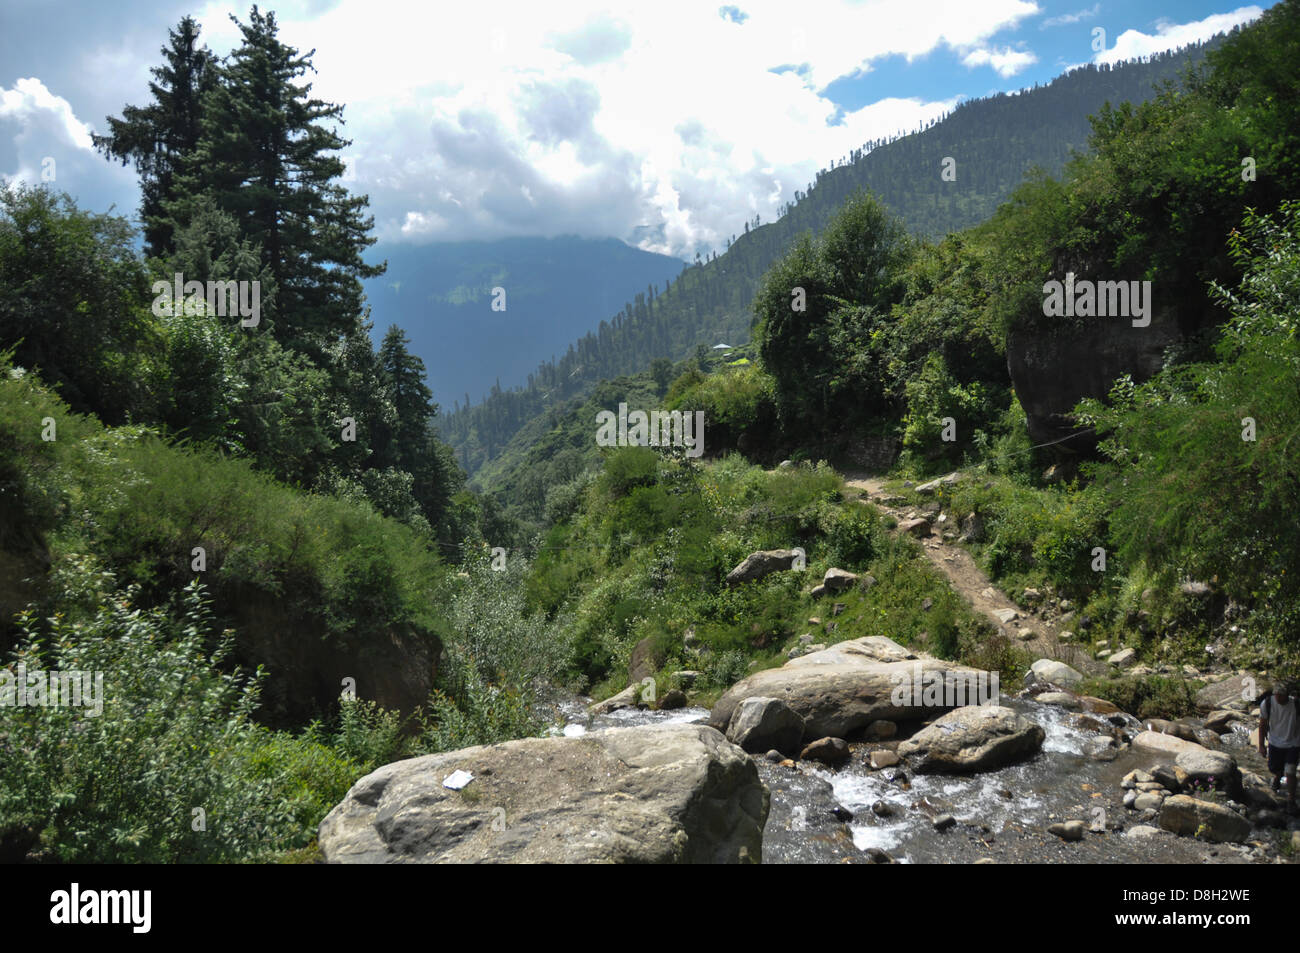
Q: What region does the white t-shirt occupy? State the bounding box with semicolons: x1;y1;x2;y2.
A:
1263;695;1300;748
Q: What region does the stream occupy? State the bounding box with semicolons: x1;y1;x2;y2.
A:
549;696;1280;864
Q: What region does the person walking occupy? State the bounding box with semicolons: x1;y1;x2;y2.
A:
1259;681;1300;814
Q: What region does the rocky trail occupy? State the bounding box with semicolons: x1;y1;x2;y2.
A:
844;471;1100;674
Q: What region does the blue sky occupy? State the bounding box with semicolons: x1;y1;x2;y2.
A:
0;0;1271;259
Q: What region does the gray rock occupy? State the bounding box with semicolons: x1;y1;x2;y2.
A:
785;635;917;667
1029;658;1084;687
1108;648;1137;667
915;472;961;496
1175;748;1239;792
898;705;1045;773
933;813;956;831
869;750;900;769
1158;795;1252;843
588;683;640;715
628;636;657;683
994;608;1020;625
1204;709;1245;734
1194;674;1259;713
1126;825;1161;839
1036;692;1080;709
319;724;768;863
726;696;806;756
899;517;932;537
1134;792;1165;811
822;568;860;593
710;655;989;742
726;549;802;586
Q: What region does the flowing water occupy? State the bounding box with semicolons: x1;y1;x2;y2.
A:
550;695;1280;864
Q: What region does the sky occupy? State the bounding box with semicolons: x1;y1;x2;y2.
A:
0;0;1272;261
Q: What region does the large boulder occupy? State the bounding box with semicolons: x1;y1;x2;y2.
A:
1132;730;1205;757
319;724;768;863
726;696;806;756
710;652;991;743
1158;795;1252;843
1175;748;1240;793
785;635;918;667
726;549;802;586
1195;674;1259;713
898;705;1045;773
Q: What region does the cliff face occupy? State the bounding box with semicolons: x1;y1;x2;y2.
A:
1007;312;1181;451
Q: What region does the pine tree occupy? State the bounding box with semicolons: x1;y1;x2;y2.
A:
92;16;216;257
168;6;384;356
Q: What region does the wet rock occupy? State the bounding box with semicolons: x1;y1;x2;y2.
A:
800;736;851;765
933;814;956;831
870;750;900;769
589;683;641;715
898;705;1045;773
1123;789;1138;809
1204;709;1245;734
764;750;783;763
832;805;854;822
658;689;687;711
1037;691;1080;709
319;724;768;863
726;696;806;756
871;800;895;818
1049;820;1086;842
726;549;803;586
864;847;895;863
1158;795;1251;843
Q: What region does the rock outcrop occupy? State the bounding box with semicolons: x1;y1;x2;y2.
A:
319;724;769;863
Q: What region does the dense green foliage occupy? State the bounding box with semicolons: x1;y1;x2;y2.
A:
443;45;1212;479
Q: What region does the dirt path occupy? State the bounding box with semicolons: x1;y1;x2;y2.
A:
843;472;1101;674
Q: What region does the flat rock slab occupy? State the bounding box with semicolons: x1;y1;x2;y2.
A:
319;724;769;863
785;635;918;668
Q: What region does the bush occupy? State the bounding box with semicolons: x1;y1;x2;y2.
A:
0;568;356;862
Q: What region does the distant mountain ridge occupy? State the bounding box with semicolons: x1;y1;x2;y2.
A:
364;235;684;406
440;42;1217;478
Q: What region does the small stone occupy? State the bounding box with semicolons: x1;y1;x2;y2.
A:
871;800;895;818
800;736;851;765
933;814;956;831
765;750;783;763
1048;821;1086;842
870;750;900;769
832;805;854;822
1134;792;1165;811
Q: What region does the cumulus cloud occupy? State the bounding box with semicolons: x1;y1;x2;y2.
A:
961;46;1038;77
201;0;1038;256
1094;6;1263;65
0;76;135;207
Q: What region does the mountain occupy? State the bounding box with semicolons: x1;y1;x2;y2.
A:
440;43;1216;479
364;236;684;407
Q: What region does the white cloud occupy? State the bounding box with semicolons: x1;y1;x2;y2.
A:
182;0;1044;256
1041;3;1099;28
962;46;1038;77
1094;6;1263;65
